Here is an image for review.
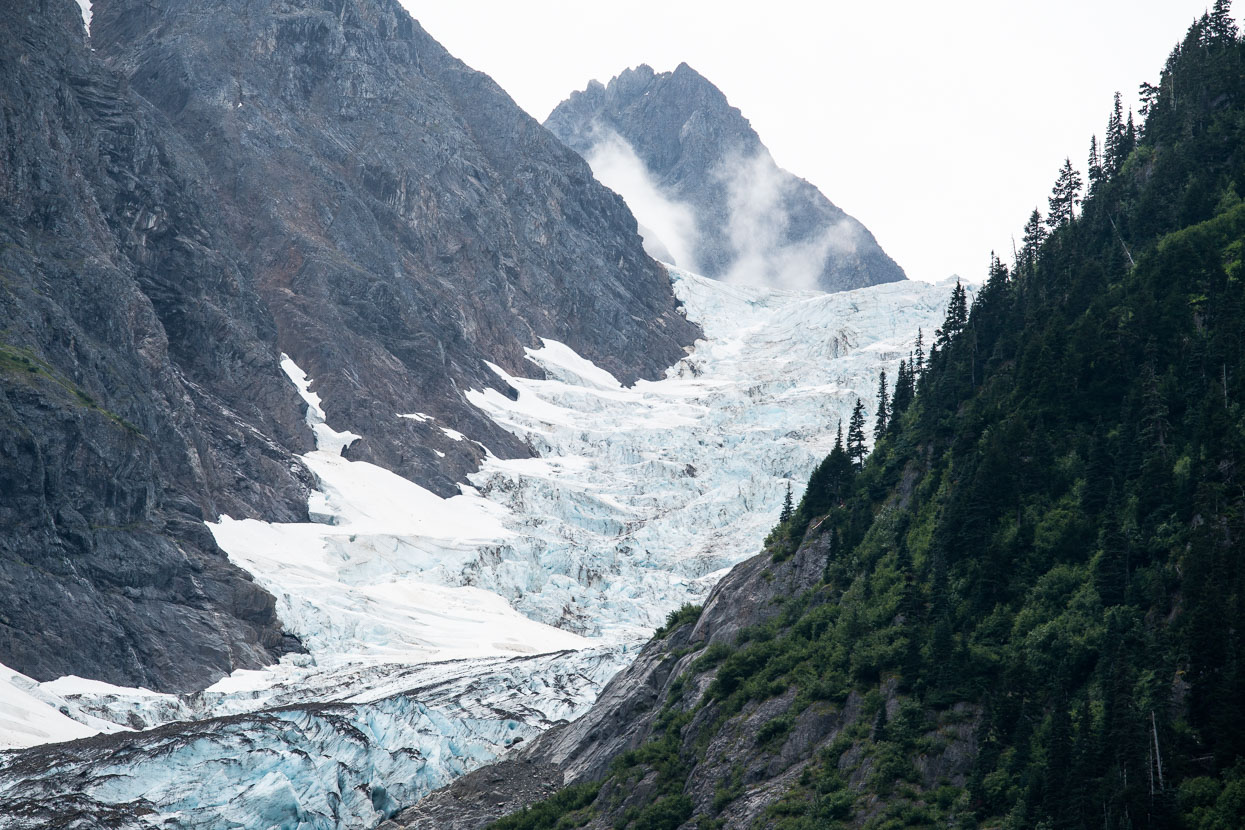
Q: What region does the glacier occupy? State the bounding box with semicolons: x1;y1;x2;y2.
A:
0;267;960;828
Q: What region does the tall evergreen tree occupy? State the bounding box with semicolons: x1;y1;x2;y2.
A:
847;399;867;470
948;280;968;331
779;482;793;524
936;281;969;350
1088;134;1103;188
891;360;914;423
1139;81;1160;117
1020;208;1046;275
1046;158;1083;229
1211;0;1238;43
1105;91;1125;171
913;329;925;377
873;370;889;441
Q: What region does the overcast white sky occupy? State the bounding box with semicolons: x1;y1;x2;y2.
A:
404;1;1228;283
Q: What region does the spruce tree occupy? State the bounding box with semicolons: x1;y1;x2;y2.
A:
1020;208;1047;275
936;281;969;350
1046;158;1083;229
1211;0;1238;43
847;399;867;470
1139;81;1159;117
891;360;914;422
1105;92;1125;171
913;329;925;377
948;281;968;331
873;370;889;441
779;483;793;524
1087;135;1103;188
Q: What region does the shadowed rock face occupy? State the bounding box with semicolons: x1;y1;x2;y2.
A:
1;0;697;692
0;0;312;692
92;0;700;497
546;63;907;293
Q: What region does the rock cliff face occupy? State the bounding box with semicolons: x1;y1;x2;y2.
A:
92;0;699;497
0;0;697;692
0;0;311;693
546;64;907;293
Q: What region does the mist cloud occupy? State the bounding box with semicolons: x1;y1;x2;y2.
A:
581;130;863;292
717;149;860;292
584;127;702;272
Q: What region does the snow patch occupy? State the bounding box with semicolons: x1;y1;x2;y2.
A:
281;354;360;456
0;662;129;750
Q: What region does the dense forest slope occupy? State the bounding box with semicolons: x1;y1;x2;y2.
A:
0;0;696;693
396;11;1245;829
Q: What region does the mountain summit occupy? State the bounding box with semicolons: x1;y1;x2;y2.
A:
546;63;906;292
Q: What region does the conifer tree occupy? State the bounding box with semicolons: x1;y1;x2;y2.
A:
847;399;867;470
1046;158;1083;229
873;371;889;441
949;280;968;331
779;482;793;524
890;360;914;426
936;281;969;350
1211;0;1238;43
976;254;1009;321
1087;135;1103;188
1139;81;1159;117
913;329;925;377
1020;208;1046;276
1105;92;1125;171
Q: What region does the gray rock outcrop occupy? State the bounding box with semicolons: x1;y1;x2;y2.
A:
546;64;907;293
1;0;312;692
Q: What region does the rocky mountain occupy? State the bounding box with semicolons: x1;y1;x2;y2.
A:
545;64;906;293
93;0;698;498
0;266;953;828
1;0;312;693
0;0;696;694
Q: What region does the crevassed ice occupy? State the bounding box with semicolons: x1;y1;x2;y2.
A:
463;269;958;638
5;267;958;828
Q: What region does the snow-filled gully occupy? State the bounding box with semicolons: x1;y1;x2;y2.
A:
0;268;956;827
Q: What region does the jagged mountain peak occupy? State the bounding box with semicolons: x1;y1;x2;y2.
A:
546;63;906;293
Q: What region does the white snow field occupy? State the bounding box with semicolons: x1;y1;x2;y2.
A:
0;268;959;827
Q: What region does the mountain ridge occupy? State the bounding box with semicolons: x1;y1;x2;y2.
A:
545;63;907;293
0;0;698;693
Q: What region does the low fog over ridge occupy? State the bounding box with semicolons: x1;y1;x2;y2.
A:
545;63;906;293
585;127;702;273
